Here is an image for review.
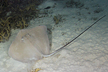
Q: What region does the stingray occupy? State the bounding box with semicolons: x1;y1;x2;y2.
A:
8;26;51;63
8;15;106;63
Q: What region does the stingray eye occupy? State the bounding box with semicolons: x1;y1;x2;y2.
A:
21;38;23;40
21;36;24;40
21;37;24;41
21;35;26;42
27;33;32;37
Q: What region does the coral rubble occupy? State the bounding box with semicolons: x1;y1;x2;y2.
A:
0;0;43;42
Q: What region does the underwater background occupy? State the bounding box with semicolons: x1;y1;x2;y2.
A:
0;0;108;72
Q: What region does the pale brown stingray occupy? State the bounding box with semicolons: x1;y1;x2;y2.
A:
8;15;106;63
8;26;51;63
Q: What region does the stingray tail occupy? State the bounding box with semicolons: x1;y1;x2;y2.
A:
43;47;63;57
42;51;57;57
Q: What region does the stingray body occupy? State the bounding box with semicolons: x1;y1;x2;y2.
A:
8;26;50;62
8;15;106;63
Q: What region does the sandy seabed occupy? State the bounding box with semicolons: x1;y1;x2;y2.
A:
0;0;108;72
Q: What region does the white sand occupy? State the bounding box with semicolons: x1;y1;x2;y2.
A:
0;0;108;72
